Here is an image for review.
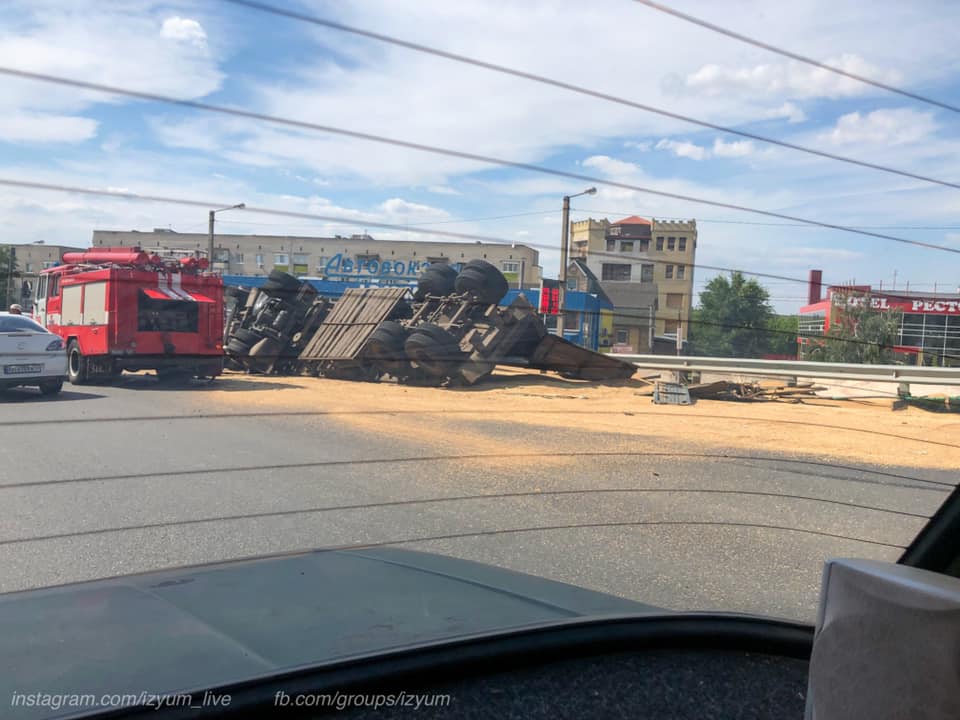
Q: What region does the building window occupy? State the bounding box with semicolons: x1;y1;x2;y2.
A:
274;253;289;265
615;329;629;344
666;293;684;309
620;241;634;252
667;237;676;251
42;261;57;269
655;237;664;251
665;264;674;279
677;264;685;280
601;263;631;281
502;261;520;273
256;254;264;268
640;264;654;282
678;237;687;252
25;262;33;273
664;319;680;334
235;253;244;264
606;239;616;251
214;249;230;262
609;226;621;236
639;239;650;252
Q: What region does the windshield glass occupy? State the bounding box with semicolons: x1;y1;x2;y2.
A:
1;0;958;661
0;316;45;333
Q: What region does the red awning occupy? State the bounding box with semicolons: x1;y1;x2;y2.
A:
141;288;172;300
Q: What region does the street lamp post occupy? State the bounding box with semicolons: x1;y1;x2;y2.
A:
557;187;596;336
207;203;246;270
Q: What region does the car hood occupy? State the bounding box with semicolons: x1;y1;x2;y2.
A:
0;547;659;719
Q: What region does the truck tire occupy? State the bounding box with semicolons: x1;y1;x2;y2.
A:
66;340;88;385
232;327;261;346
413;264;458;301
362;321;409;374
454;259;509;305
226;337;253;356
404;323;464;378
39;379;63;396
262;270;301;293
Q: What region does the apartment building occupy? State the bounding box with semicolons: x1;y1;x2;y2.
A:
2;242;85;310
91;229;542;288
570;215;697;352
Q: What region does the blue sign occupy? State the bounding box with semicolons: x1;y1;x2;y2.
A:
324;253;429;279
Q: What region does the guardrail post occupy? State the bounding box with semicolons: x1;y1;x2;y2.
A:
897;382;910;399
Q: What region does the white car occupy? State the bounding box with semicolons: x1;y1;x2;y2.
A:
0;312;67;396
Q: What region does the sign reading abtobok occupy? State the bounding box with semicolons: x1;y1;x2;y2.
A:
323;253;433;279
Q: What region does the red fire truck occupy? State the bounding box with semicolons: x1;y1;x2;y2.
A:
33;247;225;384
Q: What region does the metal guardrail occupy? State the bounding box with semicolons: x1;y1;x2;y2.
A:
610;354;960;386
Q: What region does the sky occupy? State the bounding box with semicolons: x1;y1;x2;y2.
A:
1;0;959;312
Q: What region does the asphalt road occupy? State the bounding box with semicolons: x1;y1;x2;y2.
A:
0;374;953;622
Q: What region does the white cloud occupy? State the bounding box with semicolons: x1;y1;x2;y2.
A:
683;54;900;100
712;139;754;158
582;155;641;175
160;17;208;48
821;108;937;146
764;102;807;124
427;185;461;196
655;139;708;160
624;140;652;151
0;112;97;142
379;198;451;219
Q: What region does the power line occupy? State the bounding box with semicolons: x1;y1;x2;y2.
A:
0;68;956;256
632;0;960;115
573;207;960;230
0;177;838;289
222;0;960;191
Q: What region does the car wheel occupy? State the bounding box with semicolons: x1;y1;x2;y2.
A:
38;379;63;396
454;259;509;305
413;264;458;301
404;323;464;378
66;340;88;385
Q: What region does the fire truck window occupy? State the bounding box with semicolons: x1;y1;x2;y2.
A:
50;275;60;298
137;291;199;333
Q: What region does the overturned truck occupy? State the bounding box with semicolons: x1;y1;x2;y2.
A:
226;260;635;385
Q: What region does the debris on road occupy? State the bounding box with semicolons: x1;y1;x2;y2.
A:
224;263;637;386
639;379;827;403
652;381;692;405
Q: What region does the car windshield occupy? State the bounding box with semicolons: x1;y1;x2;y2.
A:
1;0;959;685
0;316;45;333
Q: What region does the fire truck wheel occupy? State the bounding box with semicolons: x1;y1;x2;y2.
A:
454;260;509;305
404;323;464;378
39;379;63;396
413;264;458;301
66;340;89;385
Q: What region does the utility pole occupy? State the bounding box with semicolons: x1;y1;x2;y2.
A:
557;187;596;337
207;203;246;270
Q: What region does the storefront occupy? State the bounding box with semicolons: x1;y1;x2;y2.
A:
799;285;960;365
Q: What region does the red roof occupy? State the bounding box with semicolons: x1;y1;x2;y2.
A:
612;215;651;226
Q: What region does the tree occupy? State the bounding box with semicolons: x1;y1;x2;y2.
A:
808;292;901;364
0;244;17;307
689;271;774;358
766;314;799;357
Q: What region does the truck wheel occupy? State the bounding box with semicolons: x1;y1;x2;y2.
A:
231;327;261;346
262;270;301;293
454;259;509;305
404;323;464;378
413;264;458;301
226;338;252;356
66;340;88;385
362;321;409;374
39;379;63;396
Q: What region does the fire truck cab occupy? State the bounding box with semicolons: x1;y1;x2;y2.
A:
34;247;225;384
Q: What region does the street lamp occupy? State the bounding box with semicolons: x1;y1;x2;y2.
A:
557;187;597;336
208;203;246;270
